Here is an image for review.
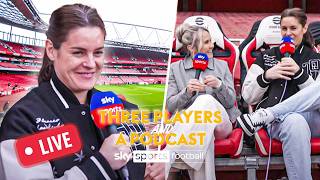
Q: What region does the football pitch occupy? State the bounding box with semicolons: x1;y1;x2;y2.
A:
95;84;166;111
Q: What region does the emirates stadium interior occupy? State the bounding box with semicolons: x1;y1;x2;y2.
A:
0;0;169;113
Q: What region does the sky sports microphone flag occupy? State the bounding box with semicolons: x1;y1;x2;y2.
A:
193;52;209;79
90;91;124;128
90;91;130;180
280;36;295;57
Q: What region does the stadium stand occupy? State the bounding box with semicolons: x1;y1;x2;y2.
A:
120;76;142;84
139;76;166;84
118;68;140;74
0;73;37;96
0;39;43;58
0;36;168;93
0;62;20;68
176;12;320;40
102;76;124;85
0;0;169;108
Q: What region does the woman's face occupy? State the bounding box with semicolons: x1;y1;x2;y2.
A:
48;26;105;94
199;30;214;58
280;16;307;46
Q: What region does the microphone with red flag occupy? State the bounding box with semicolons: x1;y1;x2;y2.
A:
90;91;129;180
90;91;124;128
280;36;295;57
193;52;209;79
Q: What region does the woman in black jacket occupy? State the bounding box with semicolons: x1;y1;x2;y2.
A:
237;8;320;180
0;4;145;180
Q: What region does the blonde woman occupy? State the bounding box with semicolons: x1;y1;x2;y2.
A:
165;23;240;180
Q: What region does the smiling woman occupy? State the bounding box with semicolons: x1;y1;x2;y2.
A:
45;26;105;104
237;8;320;180
165;23;240;180
0;3;146;180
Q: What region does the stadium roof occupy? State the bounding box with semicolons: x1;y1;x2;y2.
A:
0;0;177;49
33;0;177;49
0;0;47;32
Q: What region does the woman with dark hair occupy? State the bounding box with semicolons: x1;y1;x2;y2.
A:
237;8;320;180
0;4;145;180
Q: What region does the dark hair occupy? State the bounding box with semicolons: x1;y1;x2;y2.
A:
280;8;314;48
38;4;106;84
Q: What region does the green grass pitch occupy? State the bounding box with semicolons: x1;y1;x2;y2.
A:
95;84;165;111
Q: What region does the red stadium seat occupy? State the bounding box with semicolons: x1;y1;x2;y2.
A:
240;15;320;156
240;15;282;71
215;128;243;158
308;21;320;53
255;129;320;156
173;16;240;91
238;15;282;113
172;15;243;158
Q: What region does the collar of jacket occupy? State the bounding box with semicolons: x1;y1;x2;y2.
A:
183;55;215;70
49;71;94;109
291;43;310;64
294;43;304;55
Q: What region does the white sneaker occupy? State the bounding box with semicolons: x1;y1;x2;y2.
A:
236;108;274;136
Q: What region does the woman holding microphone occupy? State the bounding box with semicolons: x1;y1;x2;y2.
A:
0;4;145;180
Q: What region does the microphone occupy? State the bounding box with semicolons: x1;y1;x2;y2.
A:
280;36;295;57
90;91;130;180
193;52;209;79
192;53;209;96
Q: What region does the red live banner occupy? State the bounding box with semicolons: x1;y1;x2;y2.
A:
15;124;82;167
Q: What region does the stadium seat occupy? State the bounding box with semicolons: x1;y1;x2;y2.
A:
172;15;243;158
238;15;282;114
308;21;320;53
173;16;241;94
240;15;320;156
239;15;282;74
255;128;320;156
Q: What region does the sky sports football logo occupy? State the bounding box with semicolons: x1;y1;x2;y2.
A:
114;150;204;163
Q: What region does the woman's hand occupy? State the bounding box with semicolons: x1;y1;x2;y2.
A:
186;79;205;95
281;57;300;74
99;134;131;170
144;163;165;180
265;61;296;81
203;75;221;89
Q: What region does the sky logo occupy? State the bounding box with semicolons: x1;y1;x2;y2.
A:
101;96;115;104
